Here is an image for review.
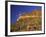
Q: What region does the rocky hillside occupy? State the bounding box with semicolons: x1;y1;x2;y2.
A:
11;10;42;32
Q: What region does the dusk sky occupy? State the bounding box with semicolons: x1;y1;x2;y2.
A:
10;5;41;24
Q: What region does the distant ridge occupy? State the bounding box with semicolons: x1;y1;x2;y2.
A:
17;10;41;21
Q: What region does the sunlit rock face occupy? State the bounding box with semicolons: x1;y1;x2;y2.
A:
11;10;42;32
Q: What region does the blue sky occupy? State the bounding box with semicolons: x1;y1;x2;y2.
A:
10;5;41;24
